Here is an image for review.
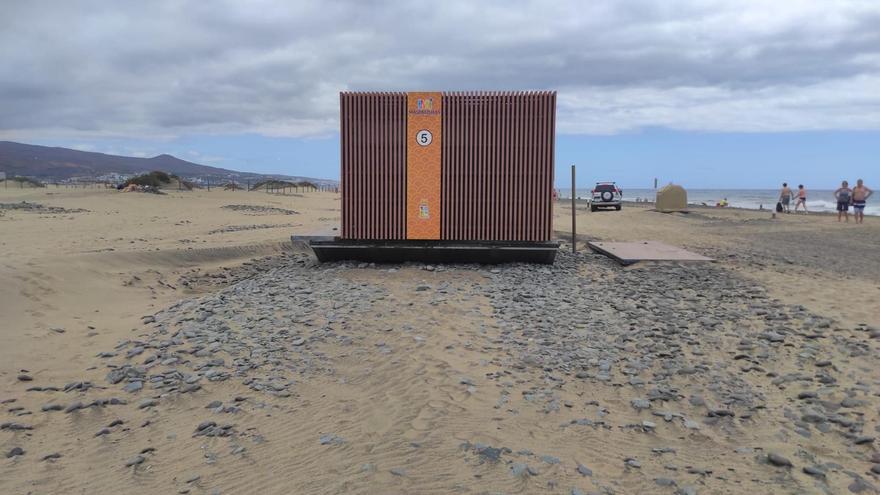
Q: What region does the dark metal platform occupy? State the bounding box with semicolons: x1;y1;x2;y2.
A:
587;240;713;266
292;236;559;264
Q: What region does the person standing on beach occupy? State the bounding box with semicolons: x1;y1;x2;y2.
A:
852;179;873;224
834;180;853;223
779;183;793;213
794;185;808;213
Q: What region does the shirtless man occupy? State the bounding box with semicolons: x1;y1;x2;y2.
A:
794;185;808;213
851;179;873;224
834;180;852;223
779;183;792;213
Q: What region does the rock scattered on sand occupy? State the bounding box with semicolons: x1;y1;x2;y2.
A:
767;453;792;467
803;466;826;478
6;447;25;458
319;434;345;446
1;422;33;431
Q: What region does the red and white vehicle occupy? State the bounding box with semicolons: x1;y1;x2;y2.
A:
590;182;623;211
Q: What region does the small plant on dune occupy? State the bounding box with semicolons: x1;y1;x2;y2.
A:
7;176;45;187
125;170;180;188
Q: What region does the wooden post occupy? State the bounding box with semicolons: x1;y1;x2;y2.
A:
571;165;576;253
207;177;210;191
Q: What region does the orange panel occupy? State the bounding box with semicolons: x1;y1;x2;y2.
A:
406;92;442;239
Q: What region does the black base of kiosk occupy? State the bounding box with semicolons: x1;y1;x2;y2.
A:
293;236;558;264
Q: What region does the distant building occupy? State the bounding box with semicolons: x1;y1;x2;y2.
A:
0;171;6;181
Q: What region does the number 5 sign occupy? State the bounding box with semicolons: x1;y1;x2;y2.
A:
416;129;433;146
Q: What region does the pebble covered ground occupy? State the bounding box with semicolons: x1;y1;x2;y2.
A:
2;249;878;494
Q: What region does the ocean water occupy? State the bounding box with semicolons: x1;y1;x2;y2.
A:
560;188;879;216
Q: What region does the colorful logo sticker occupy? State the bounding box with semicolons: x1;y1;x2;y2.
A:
417;98;433;111
419;200;430;219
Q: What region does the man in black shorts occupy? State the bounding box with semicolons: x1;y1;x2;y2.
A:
834;180;852;223
852;179;873;224
779;183;792;213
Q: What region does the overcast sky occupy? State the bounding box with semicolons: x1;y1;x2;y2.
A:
2;0;879;186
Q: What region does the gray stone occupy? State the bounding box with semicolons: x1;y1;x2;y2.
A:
576;463;592;476
511;463;537;477
126;346;145;358
196;421;217;432
6;447;25;458
767;453;792;467
848;478;874;493
803;466;825;478
319;434;344;445
124;381;143;393
125;455;145;467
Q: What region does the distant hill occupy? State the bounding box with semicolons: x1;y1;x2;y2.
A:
0;141;334;185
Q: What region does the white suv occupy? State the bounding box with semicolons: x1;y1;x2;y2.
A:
590;182;622;211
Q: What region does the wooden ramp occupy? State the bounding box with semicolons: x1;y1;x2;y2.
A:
588;241;713;266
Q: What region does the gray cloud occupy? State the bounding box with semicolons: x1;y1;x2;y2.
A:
1;0;879;139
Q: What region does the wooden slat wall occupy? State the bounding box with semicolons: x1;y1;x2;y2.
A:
441;91;556;242
340;92;407;239
341;91;556;242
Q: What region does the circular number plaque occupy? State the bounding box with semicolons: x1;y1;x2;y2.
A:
416;129;433;146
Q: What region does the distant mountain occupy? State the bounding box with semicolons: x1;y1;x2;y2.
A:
0;141;335;185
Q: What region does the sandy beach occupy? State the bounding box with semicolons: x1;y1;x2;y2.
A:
1;187;878;494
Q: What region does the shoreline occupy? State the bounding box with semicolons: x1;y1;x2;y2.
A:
555;198;877;217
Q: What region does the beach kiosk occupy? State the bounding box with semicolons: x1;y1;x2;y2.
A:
296;91;560;263
655;184;688;212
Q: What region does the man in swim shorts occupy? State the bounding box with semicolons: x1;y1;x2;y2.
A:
851;179;873;224
834;180;852;223
779;183;792;213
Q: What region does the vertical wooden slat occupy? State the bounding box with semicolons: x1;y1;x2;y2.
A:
527;92;536;241
487;95;501;241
